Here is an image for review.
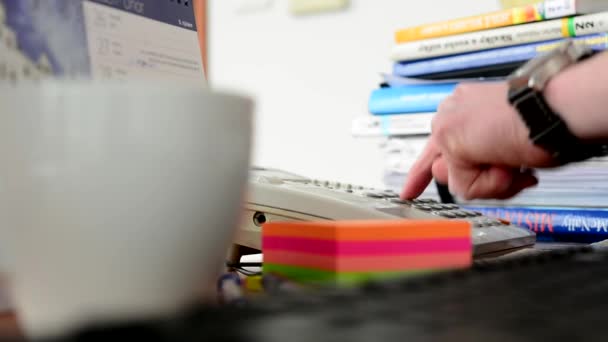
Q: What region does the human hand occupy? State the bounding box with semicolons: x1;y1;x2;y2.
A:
401;82;557;200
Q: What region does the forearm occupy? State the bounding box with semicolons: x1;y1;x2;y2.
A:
544;51;608;142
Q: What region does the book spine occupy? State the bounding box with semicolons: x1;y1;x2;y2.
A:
395;1;548;43
351;113;434;137
368;84;456;115
391;12;608;62
464;205;608;243
393;33;608;77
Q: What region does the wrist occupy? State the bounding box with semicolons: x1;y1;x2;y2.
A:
544;52;608;143
507;42;608;164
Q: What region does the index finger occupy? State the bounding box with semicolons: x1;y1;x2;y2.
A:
401;139;441;199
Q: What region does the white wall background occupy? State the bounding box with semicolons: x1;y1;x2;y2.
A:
208;0;500;188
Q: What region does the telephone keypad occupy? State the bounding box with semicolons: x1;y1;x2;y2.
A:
288;176;512;230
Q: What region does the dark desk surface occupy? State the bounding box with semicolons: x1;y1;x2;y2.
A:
0;241;595;341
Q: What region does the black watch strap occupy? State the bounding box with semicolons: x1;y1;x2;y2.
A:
508;87;608;164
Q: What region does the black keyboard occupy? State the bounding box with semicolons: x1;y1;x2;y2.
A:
44;245;608;342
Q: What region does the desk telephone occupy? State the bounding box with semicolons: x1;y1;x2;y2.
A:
234;167;536;257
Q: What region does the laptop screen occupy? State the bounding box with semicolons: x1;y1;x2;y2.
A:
0;0;205;83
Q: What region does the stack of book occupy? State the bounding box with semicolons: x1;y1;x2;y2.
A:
353;0;608;243
353;0;608;138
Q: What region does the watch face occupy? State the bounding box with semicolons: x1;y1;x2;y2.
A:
507;40;570;90
508;39;593;91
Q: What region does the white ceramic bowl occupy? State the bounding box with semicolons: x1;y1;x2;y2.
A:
0;81;253;339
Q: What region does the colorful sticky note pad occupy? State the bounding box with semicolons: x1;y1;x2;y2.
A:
262;220;472;286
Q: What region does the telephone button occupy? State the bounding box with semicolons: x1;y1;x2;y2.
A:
390;199;412;205
461;210;481;217
382;192;399;198
429;204;444;211
364;192;385;199
452;210;469;218
438;211;457;218
413;204;432;211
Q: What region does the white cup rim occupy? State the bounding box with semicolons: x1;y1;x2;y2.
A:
0;80;254;110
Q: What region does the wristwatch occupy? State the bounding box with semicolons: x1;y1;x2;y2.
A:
507;39;608;164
